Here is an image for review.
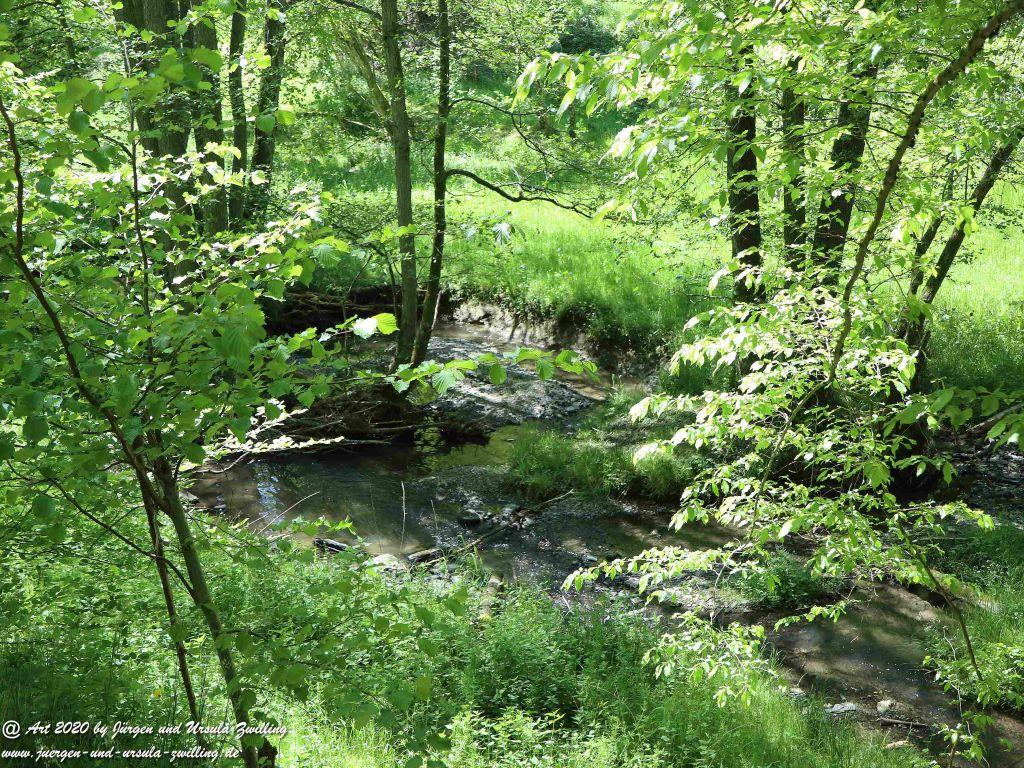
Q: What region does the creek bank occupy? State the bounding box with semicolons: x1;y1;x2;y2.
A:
268;286;657;381
195;320;1024;767
194;434;1024;765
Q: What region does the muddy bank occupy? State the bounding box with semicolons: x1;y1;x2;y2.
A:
267;286;657;378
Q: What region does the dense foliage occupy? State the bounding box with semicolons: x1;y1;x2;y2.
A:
3;0;1024;765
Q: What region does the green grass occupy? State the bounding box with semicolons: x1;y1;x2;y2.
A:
285;587;932;768
924;183;1024;390
442;193;723;359
506;390;706;501
927;523;1024;709
2;517;933;768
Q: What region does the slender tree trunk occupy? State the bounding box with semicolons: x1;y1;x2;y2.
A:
248;0;287;217
726;77;762;303
412;0;450;366
781;68;806;260
904;125;1024;371
191;19;229;233
381;0;418;364
811;63;878;280
143;497;204;729
907;167;958;295
153;459;276;768
228;0;248;223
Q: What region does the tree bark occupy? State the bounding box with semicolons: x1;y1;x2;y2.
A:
191;19;229;233
726;77;762;303
381;0;418;364
228;0;248;223
412;0;451;365
248;0;287;217
781;67;806;260
811;63;878;280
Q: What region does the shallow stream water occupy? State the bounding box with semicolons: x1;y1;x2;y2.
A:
194;322;1024;765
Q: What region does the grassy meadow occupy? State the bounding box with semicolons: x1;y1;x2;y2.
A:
284;105;1024;392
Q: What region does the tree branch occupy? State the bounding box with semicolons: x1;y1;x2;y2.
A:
445;168;593;215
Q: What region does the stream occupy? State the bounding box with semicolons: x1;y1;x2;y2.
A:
194;321;1024;765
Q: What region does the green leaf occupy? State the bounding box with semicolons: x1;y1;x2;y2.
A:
22;414;48;444
431;369;459;394
536;358;555;381
372;313;398;335
190;46;223;70
488;364;507;385
276;106;296;126
30;493;56;520
417;636;441;657
256;113;276;134
68;109;91;137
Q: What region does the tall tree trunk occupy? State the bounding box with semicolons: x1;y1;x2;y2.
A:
248;0;287;218
153;459;276;768
56;0;81;77
726;77;762;303
781;68;806;260
412;0;450;366
228;0;248;223
117;0;189;158
811;63;878;280
381;0;418;364
904;126;1024;368
191;19;229;233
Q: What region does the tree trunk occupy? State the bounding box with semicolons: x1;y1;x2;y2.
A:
248;0;287;218
228;0;248;223
726;77;762;303
906;169;956;297
811;63;878;280
191;19;229;233
117;0;189;159
904;125;1024;369
412;0;450;366
781;70;805;260
381;0;418;364
143;497;203;730
153;459;276;768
